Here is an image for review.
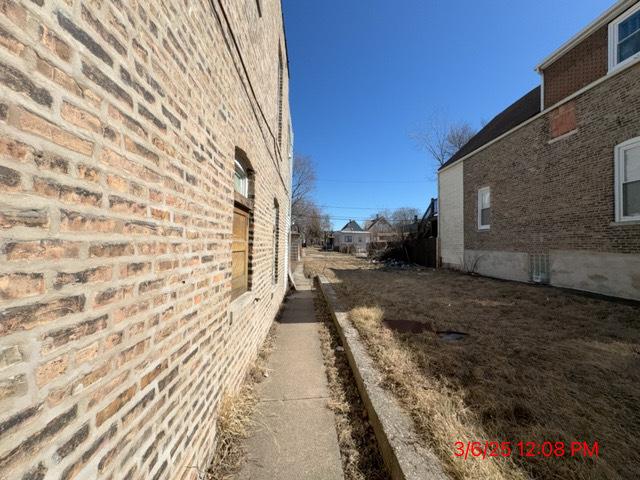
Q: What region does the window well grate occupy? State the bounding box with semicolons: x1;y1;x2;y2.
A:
529;254;550;284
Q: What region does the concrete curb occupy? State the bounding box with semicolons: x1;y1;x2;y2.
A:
317;275;449;480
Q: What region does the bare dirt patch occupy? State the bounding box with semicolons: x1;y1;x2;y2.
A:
383;318;432;334
305;248;640;480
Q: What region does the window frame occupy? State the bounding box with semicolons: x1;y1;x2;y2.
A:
345;235;352;243
234;160;249;198
231;149;254;301
614;136;640;223
477;187;491;231
608;2;640;72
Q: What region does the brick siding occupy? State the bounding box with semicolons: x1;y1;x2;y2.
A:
542;26;608;109
464;61;640;255
0;1;291;479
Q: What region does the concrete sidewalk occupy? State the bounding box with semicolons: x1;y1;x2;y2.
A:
237;268;344;480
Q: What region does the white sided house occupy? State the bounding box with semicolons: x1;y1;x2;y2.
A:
334;220;370;253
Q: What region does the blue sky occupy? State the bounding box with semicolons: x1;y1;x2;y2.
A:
283;0;613;229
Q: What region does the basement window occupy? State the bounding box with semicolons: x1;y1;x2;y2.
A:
477;187;491;230
609;2;640;71
615;137;640;222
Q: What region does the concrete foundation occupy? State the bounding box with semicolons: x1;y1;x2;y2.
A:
464;250;530;283
463;249;640;301
550;250;640;301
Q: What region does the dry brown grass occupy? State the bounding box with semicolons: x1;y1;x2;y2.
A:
314;292;389;480
207;327;276;479
305;249;640;480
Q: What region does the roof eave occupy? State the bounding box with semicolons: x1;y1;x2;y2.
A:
536;0;636;72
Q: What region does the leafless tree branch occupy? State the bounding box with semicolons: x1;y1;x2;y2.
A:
291;154;316;211
412;113;477;167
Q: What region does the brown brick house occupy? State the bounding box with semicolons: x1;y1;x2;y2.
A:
438;0;640;300
0;1;291;479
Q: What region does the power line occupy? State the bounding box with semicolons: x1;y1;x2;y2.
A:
292;214;409;222
317;204;405;210
316;178;429;184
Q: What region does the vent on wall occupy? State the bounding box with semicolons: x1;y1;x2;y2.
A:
529;254;550;284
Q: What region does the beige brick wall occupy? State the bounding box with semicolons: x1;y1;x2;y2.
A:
0;1;291;479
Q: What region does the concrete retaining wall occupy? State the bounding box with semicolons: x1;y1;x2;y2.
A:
317;276;448;480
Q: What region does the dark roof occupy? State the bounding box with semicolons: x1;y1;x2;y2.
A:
365;216;391;231
341;220;363;231
440;86;541;170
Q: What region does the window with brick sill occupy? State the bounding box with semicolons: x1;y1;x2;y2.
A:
615;137;640;222
232;150;254;300
477;187;491;230
609;2;640;71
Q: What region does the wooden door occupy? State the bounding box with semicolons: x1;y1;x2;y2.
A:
231;207;249;300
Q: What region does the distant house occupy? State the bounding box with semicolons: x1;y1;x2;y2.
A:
438;0;640;300
365;215;396;244
334;220;370;253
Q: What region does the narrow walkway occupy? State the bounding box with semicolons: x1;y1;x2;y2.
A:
237;266;344;480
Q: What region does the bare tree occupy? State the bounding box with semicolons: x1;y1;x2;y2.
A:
368;207;420;239
390;207;420;227
291;155;316;211
291;154;327;244
447;124;476;153
413;114;477;167
292;199;330;245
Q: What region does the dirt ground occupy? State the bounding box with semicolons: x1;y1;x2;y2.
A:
304;248;640;480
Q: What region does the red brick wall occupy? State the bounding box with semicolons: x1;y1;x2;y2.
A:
542;26;608;109
464;61;640;255
0;1;291;479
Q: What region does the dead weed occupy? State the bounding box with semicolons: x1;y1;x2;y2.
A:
305;248;640;480
315;293;389;480
207;326;276;479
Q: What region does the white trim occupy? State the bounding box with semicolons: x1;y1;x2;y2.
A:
536;0;637;71
477;187;491;230
438;55;640;175
614;136;640;222
608;2;640;72
540;71;545;110
547;128;579;145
